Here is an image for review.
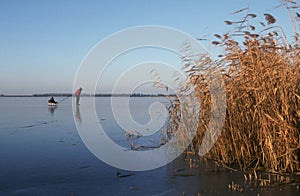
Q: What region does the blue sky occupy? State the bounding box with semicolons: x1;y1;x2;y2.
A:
0;0;293;94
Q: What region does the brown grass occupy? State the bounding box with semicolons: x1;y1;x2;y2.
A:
169;0;300;173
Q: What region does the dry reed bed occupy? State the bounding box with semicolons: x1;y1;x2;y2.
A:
171;0;300;173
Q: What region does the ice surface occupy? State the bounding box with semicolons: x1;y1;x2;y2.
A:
0;97;298;195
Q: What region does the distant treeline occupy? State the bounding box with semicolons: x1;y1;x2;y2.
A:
1;93;176;97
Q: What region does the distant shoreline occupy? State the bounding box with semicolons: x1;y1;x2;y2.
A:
0;93;176;97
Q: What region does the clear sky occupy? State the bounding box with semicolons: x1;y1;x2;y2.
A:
0;0;293;95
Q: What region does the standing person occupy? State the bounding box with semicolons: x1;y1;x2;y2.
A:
75;87;82;105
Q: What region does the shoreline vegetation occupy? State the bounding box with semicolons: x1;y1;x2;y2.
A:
165;0;300;189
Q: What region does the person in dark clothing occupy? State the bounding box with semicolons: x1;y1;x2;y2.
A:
48;97;58;106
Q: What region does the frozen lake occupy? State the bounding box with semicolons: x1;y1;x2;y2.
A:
0;97;299;195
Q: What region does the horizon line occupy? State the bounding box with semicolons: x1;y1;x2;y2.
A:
0;93;176;97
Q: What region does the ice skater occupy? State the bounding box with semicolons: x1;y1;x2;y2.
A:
75;87;82;105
